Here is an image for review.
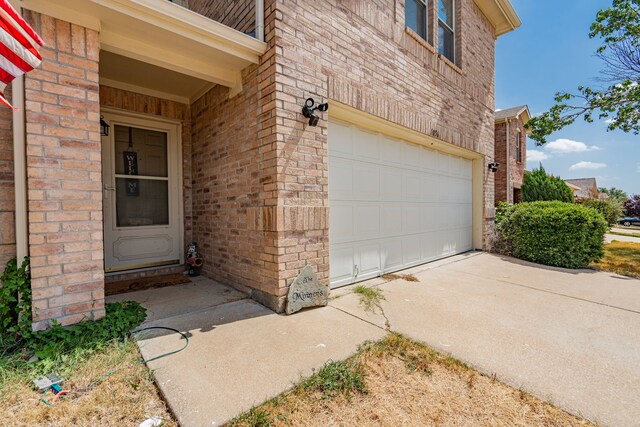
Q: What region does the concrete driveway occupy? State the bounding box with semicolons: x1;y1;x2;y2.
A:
332;252;640;427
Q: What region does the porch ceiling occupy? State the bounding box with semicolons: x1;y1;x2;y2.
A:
18;0;267;91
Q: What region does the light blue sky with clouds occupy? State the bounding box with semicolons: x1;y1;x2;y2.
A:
495;0;639;196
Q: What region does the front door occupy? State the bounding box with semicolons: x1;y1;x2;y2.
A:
101;112;182;272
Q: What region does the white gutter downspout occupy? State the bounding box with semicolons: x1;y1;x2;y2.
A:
12;76;27;261
255;0;264;42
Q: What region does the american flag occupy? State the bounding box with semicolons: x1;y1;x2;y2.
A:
0;0;44;109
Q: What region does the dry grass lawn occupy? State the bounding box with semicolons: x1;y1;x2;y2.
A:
592;241;640;279
231;334;594;427
0;339;176;427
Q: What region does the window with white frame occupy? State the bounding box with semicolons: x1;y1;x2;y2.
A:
516;131;522;163
406;0;428;40
438;0;455;63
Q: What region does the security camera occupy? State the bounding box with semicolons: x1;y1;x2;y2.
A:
302;98;328;126
488;162;500;173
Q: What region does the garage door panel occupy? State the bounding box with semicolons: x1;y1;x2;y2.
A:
329;204;354;243
354;163;380;201
380;167;403;201
354;205;380;240
403;235;422;265
381;237;403;271
330;245;356;286
353;128;380;161
380;136;404;165
329;120;473;288
357;243;381;278
329;158;354;201
330;121;354;156
381;205;403;236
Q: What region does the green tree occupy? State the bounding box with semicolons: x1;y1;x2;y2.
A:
521;166;574;203
598;186;629;202
526;0;640;143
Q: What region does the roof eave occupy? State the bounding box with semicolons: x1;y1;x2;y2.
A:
474;0;522;37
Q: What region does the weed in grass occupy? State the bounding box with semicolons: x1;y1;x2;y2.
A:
353;285;385;312
230;407;273;427
302;359;366;400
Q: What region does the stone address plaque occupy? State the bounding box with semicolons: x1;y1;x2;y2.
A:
285;265;329;315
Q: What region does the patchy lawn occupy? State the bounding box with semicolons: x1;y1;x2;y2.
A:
0;339;176;427
230;334;594;427
592;241;640;279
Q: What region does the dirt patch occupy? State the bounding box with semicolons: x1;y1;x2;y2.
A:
230;334;595;427
0;340;177;427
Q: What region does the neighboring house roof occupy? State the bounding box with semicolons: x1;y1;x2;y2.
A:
564;178;598;199
495;105;531;126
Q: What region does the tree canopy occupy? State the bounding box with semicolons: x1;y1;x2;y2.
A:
598;186;629;202
526;0;640;144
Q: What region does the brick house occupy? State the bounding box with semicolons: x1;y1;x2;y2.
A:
564;178;600;201
1;0;520;329
494;105;530;205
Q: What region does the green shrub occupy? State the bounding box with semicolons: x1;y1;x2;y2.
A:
580;198;622;226
0;257;146;370
521;166;574;203
496;201;608;268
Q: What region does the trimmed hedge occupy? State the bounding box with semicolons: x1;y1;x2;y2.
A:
496;201;608;268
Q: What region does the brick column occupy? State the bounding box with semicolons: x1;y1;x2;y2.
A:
24;13;104;329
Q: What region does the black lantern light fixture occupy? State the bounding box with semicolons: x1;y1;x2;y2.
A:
302;98;328;126
100;116;110;136
488;162;500;173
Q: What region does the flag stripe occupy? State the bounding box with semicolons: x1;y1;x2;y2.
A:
0;18;42;67
0;38;34;73
0;65;14;84
0;0;44;46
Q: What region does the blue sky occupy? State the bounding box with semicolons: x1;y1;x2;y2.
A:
495;0;639;196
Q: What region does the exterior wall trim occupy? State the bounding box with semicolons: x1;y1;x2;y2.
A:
12;76;27;261
330;101;482;160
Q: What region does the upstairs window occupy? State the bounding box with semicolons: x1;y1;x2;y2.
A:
516;131;522;163
406;0;428;40
438;0;455;63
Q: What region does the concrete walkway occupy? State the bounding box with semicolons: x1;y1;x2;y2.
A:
333;253;640;427
120;255;640;426
606;232;640;243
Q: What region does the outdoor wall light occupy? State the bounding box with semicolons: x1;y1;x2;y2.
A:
488;162;500;173
302;98;328;126
100;116;110;136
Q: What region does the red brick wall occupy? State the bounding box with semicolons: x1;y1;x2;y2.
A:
23;12;105;329
0;86;15;267
494;116;526;205
187;0;256;35
269;0;498;296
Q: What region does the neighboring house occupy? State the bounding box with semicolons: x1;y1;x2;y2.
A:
564;178;600;201
494;105;530;205
0;0;520;329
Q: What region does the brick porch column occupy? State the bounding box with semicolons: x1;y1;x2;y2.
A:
24;13;104;329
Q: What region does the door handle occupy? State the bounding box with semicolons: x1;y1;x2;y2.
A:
104;185;115;191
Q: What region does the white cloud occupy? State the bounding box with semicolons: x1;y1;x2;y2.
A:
604;118;615;125
546;138;602;154
526;150;549;162
569;161;607;171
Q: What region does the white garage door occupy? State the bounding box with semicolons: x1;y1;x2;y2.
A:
329;120;473;288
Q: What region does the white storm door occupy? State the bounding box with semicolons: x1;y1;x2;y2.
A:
102;113;182;272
